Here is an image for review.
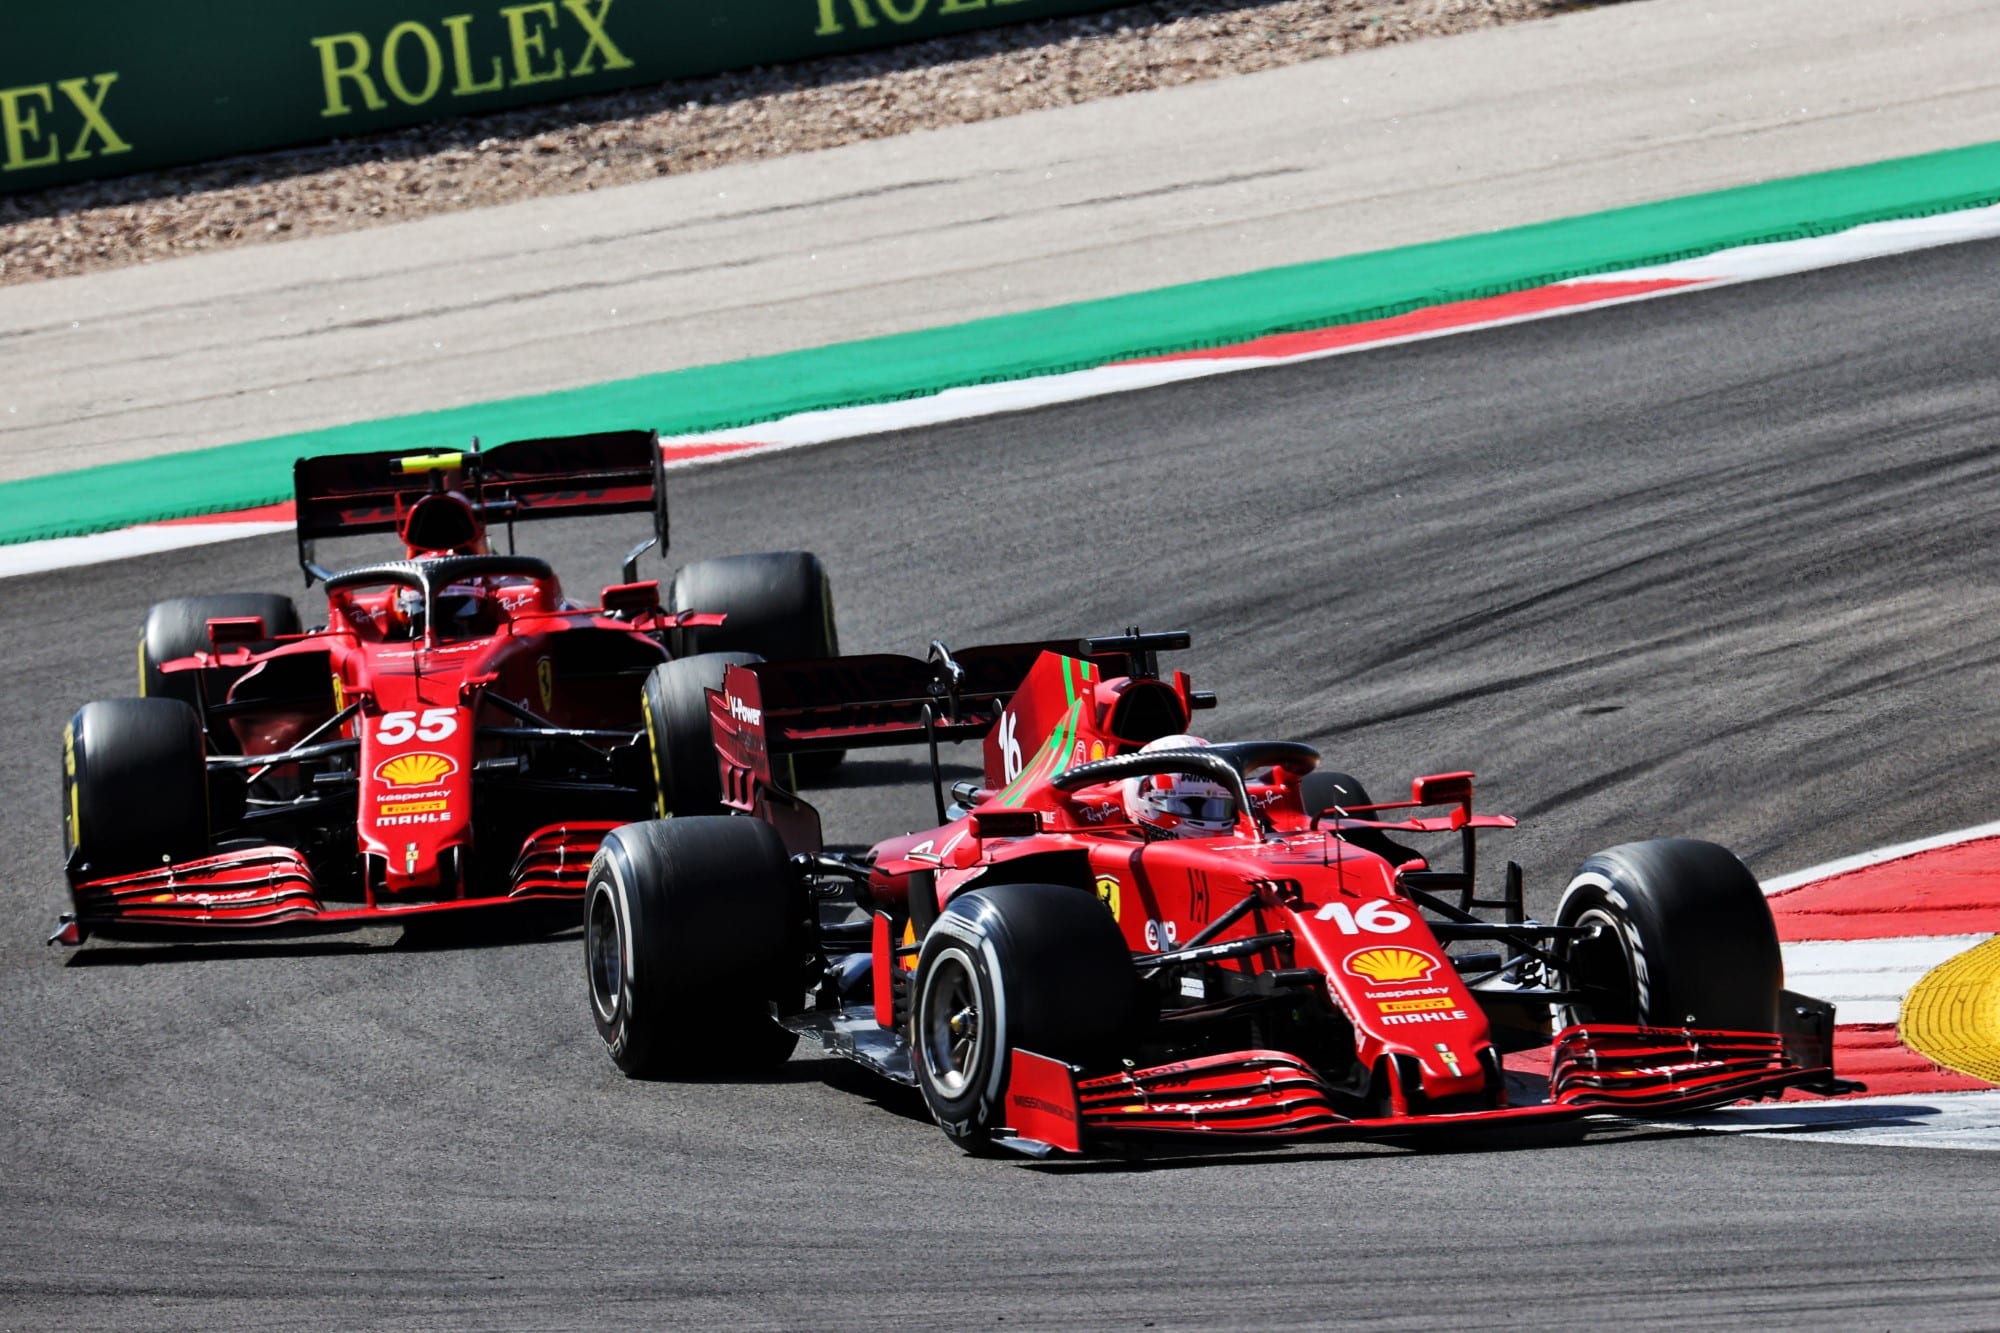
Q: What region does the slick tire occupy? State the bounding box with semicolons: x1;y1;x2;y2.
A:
667;552;843;782
641;652;760;818
1554;838;1782;1034
585;816;803;1078
63;698;209;880
912;882;1140;1154
141;593;301;703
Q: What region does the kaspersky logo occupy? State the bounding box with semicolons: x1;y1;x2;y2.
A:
375;752;457;787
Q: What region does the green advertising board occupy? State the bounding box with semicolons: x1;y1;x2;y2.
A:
0;0;1125;193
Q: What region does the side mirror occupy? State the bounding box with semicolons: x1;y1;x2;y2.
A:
207;616;267;648
1412;771;1474;807
601;581;660;617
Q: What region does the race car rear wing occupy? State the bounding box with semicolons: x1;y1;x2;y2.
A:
294;429;668;582
711;631;1210;851
726;631;1197;755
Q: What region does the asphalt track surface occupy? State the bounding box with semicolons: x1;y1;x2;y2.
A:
8;239;2000;1327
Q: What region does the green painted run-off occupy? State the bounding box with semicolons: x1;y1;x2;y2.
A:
7;139;2000;548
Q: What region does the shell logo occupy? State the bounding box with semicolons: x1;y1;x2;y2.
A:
1344;947;1440;984
374;751;457;788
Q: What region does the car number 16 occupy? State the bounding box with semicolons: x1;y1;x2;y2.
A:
1314;900;1412;934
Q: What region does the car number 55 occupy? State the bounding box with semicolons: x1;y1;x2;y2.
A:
376;709;457;744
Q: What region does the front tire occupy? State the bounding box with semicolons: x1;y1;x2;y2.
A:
912;882;1140;1153
1553;838;1782;1033
585;816;802;1077
141;593;301;703
64;698;208;880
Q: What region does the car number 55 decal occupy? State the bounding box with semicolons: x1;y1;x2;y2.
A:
376;709;458;744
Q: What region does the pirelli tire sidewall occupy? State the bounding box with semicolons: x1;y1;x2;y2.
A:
912;882;1139;1151
1554;837;1782;1034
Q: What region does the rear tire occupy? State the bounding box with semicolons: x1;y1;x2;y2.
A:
913;882;1140;1153
141;593;301;702
668;552;842;781
585;816;803;1077
1553;838;1782;1033
640;652;759;817
63;698;208;880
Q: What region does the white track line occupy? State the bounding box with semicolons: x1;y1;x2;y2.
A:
1782;935;1993;1025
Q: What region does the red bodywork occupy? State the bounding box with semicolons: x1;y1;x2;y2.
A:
60;432;697;943
710;637;1839;1153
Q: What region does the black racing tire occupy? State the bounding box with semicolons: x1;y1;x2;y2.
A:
640;651;760;817
667;552;842;781
1553;838;1783;1034
912;882;1140;1154
585;816;803;1077
63;698;209;881
140;593;301;702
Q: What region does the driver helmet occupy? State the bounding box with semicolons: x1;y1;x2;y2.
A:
385;586;425;640
1122;734;1238;840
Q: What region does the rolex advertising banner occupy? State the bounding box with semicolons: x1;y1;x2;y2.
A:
1;0;1125;193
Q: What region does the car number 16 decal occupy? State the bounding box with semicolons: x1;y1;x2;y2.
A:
376;709;458;744
998;711;1023;782
1314;900;1412;935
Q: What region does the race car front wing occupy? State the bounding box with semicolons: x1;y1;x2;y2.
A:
50;821;618;944
997;1020;1847;1157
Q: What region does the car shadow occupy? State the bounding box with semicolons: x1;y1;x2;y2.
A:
1016;1117;1695;1175
66;938;382;966
64;921;581;965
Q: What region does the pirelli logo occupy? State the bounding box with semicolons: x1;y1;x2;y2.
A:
379;798;448;817
1379;996;1457;1015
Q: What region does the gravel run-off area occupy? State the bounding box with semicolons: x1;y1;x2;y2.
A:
0;1;1605;286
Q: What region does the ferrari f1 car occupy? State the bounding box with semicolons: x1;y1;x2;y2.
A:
54;430;841;945
584;630;1849;1155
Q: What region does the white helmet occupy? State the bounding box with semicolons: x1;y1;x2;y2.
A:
1122;735;1237;839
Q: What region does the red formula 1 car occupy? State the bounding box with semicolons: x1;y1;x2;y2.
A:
54;430;840;946
585;630;1850;1155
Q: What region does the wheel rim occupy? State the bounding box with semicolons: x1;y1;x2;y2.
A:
1564;905;1639;1025
586;884;623;1023
918;948;984;1099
